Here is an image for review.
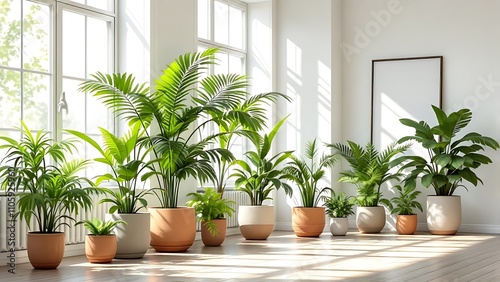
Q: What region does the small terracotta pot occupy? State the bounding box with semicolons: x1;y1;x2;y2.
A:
150;206;196;252
85;234;117;263
27;232;65;269
396;214;418;235
201;219;227;247
292;207;326;237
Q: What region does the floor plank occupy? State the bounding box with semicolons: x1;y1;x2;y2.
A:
1;231;500;281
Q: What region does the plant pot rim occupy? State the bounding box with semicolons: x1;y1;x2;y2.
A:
149;206;193;210
239;204;274;207
114;211;150;215
357;205;385;208
86;234;116;237
28;231;64;234
427;195;461;197
293;206;325;209
396;214;417;216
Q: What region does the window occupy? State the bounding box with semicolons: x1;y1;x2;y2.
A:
0;0;116;177
197;0;247;187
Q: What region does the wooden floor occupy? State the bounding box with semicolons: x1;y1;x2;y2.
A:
1;230;500;281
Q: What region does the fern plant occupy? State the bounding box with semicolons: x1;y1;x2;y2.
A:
77;218;126;236
328;141;410;207
396;105;499;195
283;139;337;207
388;185;423;215
186;188;235;236
323;191;355;218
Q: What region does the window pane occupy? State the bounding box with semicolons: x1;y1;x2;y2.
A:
63;11;85;78
214;52;228;74
0;0;21;68
229;54;243;74
86;94;110;135
214;1;228;45
62;78;85;131
198;0;209;40
0;69;21;128
23;2;50;72
229;6;243;49
87;17;111;75
23;72;50;131
86;0;113;12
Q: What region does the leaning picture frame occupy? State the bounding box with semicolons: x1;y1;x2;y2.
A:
371;56;443;151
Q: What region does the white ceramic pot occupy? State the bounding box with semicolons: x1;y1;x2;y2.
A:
329;217;349;236
107;212;150;258
356;206;386;233
427;195;461;235
238;205;274;240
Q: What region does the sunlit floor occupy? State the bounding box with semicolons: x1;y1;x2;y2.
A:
1;230;500;281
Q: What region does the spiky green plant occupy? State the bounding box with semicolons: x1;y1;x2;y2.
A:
231;116;293;206
328;141;411;207
76;218;126;236
0;121;101;233
79;49;255;208
396;105;499;196
388;185;423;215
186;188;235;236
67;121;150;214
323;191;355;218
283;139;338;207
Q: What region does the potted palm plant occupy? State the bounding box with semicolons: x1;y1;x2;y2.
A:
67;121;151;258
396;105;499;235
323;191;355;236
388;185;423;235
80;49;249;252
231;116;293;240
283;139;337;237
0;122;99;269
329;141;410;233
186;188;235;246
76;218;126;263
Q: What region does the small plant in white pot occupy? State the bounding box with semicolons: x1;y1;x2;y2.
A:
76;218;126;263
323;191;355;236
388;185;423;235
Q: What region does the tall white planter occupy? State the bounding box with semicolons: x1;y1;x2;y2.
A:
329;217;349;236
108;212;150;258
427;195;461;235
238;205;274;240
356;206;386;233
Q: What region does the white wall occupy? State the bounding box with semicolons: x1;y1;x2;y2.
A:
342;0;500;232
271;0;341;230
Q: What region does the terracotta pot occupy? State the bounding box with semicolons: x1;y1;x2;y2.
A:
356;206;386;234
201;218;227;247
238;205;275;240
107;212;150;259
150;206;196;252
396;214;418;235
329;217;349;236
427;195;461;235
85;234;117;263
292;207;326;237
27;232;65;269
